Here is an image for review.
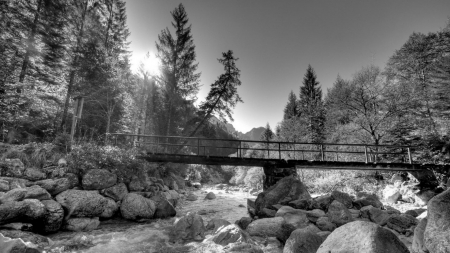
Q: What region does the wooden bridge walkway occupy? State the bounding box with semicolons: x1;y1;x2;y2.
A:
107;133;448;173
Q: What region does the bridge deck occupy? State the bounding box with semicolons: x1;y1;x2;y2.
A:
139;153;428;172
109;133;449;173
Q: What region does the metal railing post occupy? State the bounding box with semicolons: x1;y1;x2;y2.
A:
239;141;242;158
197;138;200;156
320;144;324;161
364;145;368;163
279;142;281;160
407;147;412;164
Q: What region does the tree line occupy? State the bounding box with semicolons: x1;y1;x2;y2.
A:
1;1;242;147
261;20;450;161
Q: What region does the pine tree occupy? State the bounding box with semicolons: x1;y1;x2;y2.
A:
283;90;298;120
156;3;201;136
299;65;325;143
260;123;274;142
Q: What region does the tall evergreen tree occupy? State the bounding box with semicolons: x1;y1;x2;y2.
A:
260;123;274;142
299;65;325;143
156;3;201;136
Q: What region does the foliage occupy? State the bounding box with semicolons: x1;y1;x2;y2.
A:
1;142;64;168
66;143;141;180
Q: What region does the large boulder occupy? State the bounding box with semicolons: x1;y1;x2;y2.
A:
331;190;353;209
34;178;71;196
412;218;428;253
0;177;32;189
246;217;294;243
0;199;45;225
317;221;409;253
55;189;108;218
204;224;252;246
150;192;176;219
424;188;450;252
275;206;309;229
23;185;51;201
101;182;128;201
170;212;206;243
415;189;436;206
99;197;118;219
310;194;333;211
0;233;40;253
0;188;27;203
283;228;324;253
205;192;216;200
120;193;155;220
34;200;64;234
64;217;100;232
2;159;25;178
255;176;310;217
327;200;353;226
235;217;252;230
82;169;117;190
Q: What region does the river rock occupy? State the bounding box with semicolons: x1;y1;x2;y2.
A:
23;168;46;181
205;224;252;246
283;228;324;253
0;233;40;253
353;192;383;209
35;178;71;195
316;216;336;232
327;200;353;226
317;220;409;253
275;206;309;229
415;189;436;206
0;199;45;225
24;185;51;201
361;206;390;226
0;179;9;192
311;194;333;211
101;182;128;201
306;209;326;222
56;189;108;218
36;199;64;233
247;216;294;243
206;218;231;233
205;192;216;200
0;188;27;203
186;192;198;201
386;214;417;234
150;192;176;219
288;198;311;210
82;169;117;190
120;193;155;220
0;229;50;248
255;176;310;217
331;190;353;208
170;212;206;242
235;217;252;230
412;217;427;253
64;217;100;232
3;159;25;177
99;197;118;219
424;188;450;252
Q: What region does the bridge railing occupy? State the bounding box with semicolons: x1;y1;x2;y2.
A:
107;133;414;164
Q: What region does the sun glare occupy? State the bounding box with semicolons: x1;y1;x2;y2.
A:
140;51;161;77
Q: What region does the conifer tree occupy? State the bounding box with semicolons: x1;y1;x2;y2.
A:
156;3;201;136
283;90;298;120
299;65;325;143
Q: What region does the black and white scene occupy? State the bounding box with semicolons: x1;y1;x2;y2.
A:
1;0;450;252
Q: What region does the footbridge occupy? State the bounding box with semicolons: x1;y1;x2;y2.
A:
107;133;447;173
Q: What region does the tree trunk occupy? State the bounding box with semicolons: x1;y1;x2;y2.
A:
18;0;43;87
59;0;89;132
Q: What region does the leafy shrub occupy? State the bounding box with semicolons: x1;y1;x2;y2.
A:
1;142;64;168
243;167;263;189
53;133;72;153
66;143;141;181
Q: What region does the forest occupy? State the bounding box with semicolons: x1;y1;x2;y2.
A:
1;0;450;165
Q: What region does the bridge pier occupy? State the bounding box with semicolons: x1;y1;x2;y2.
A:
263;162;297;190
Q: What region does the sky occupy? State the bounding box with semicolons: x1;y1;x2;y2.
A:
124;0;450;133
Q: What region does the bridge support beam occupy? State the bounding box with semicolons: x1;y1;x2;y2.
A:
262;162;297;190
